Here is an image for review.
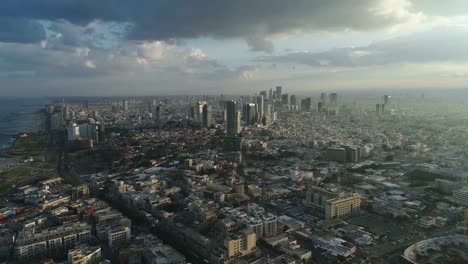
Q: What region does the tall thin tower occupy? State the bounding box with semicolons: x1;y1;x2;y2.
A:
226;100;239;137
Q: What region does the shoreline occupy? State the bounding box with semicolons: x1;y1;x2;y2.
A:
0;107;48;169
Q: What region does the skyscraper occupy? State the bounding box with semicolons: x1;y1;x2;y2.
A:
268;88;273;101
329;93;338;107
281;94;289;105
202;104;212;128
50;112;64;130
276;86;282;100
224;101;243;159
266;104;273;118
64;105;69;120
196;101;206;121
155;106;162;129
235;111;241;135
256;95;264;121
67;123;80;142
226;100;239;137
320;93;327;105
318;102;325;114
290;95;297;109
244;103;257;125
376;104;385;114
301;97;312;112
383;95;391;105
122;100;129;111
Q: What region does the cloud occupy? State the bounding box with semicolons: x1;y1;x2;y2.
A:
185;48;219;67
237;66;259;80
0;37;257;83
0;42;106;78
136;41;173;61
0;0;429;52
75;47;91;57
84;60;96;69
256;26;468;67
245;36;274;53
410;0;468;16
0;17;46;43
196;65;260;81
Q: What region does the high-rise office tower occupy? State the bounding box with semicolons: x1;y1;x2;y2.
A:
122;100;129;111
235;111;241;134
256;95;264;121
266;104;273;118
290;95;297;107
301;97;312;112
244;103;257;125
383;95;391;105
78;123;99;144
268;88;273;101
226;100;239;137
318;102;325;114
50;112;64;130
276;86;282;100
281;94;289;105
376;104;385;114
223;108;243;157
202;104;212;128
155;106;162;129
320;93;327;105
329;93;338;107
64;105;69;120
196;101;206;121
67;123;80;142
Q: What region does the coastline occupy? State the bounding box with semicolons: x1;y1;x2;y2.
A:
0;107;48;170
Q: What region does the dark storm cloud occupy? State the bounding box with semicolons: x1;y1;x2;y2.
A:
0;17;46;43
0;0;400;51
256;27;468;67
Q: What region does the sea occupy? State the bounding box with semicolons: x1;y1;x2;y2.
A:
0;97;50;149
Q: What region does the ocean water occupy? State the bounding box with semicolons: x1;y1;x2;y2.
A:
0;98;50;149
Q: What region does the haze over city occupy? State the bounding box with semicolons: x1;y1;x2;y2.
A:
2;0;468;96
1;2;468;264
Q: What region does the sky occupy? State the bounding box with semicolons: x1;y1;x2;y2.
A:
1;0;468;96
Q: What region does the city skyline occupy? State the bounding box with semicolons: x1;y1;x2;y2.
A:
1;2;468;261
2;1;468;96
1;82;468;263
